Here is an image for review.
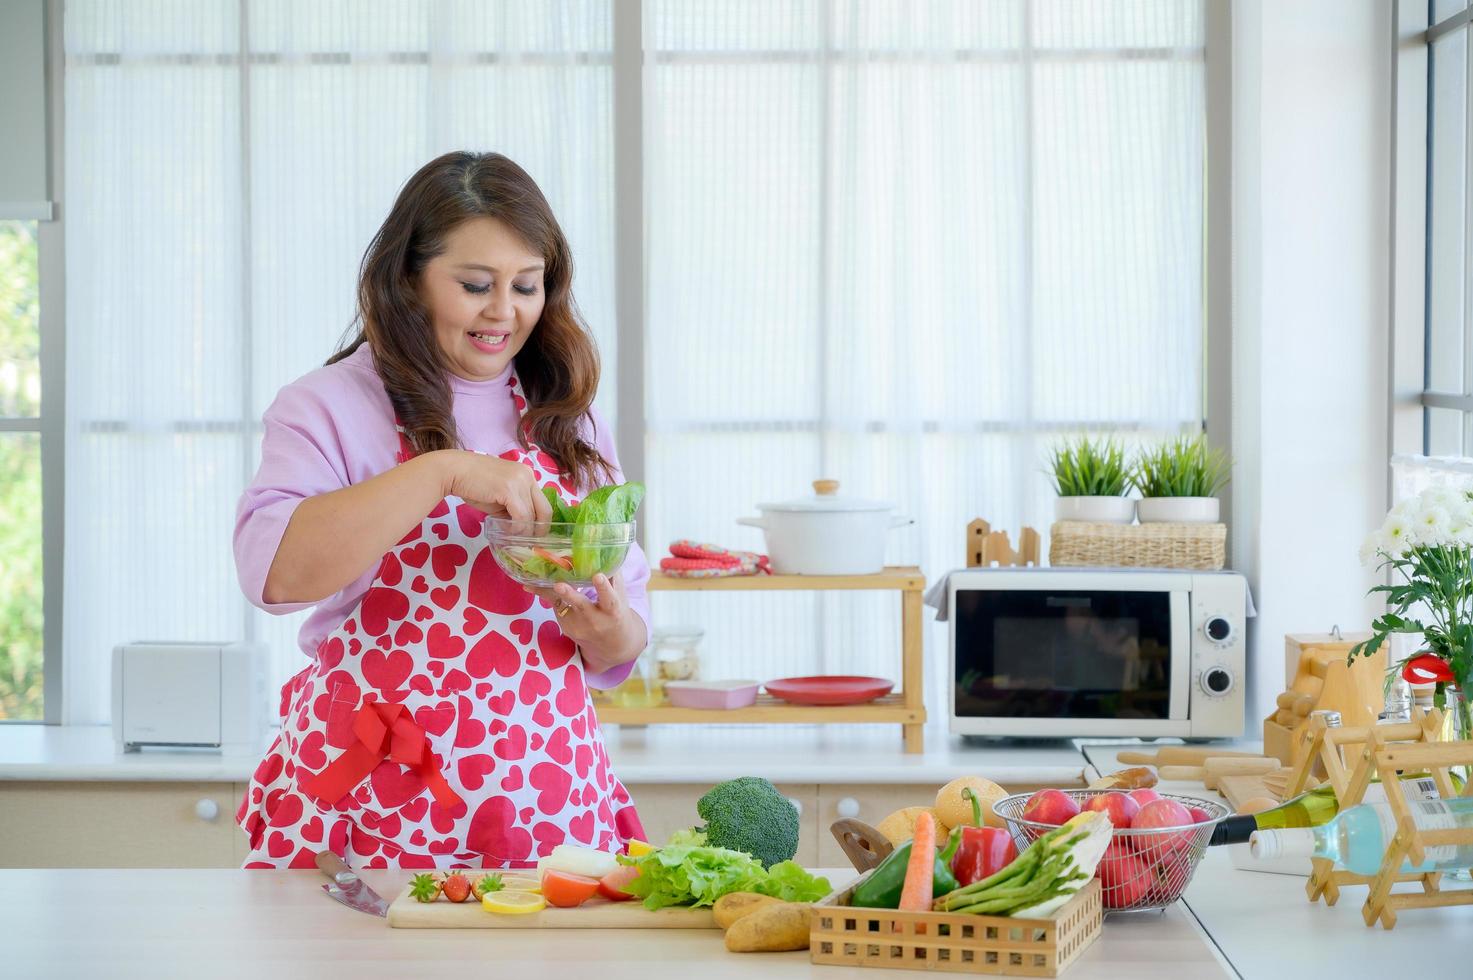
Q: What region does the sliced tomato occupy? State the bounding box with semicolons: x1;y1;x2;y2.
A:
533;546;575;571
541;870;601;908
597;865;640;902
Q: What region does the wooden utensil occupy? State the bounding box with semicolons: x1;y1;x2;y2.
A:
1158;756;1278;790
830;818;893;872
1115;747;1264;767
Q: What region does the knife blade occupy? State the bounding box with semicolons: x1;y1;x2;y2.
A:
316;849;390;917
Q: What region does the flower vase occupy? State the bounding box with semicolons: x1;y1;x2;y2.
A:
1438;687;1472;882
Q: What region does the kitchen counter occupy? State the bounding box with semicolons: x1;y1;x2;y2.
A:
0;722;1088;785
2;867;1229;979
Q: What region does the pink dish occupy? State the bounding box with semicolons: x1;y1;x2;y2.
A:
663;680;760;710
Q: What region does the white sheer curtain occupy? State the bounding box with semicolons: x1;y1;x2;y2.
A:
62;0;615;724
61;0;1206;730
641;0;1206;720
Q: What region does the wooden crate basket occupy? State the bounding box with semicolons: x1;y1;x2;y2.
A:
810;874;1101;977
1048;520;1225;570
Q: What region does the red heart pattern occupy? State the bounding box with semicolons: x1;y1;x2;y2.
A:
236;413;646;866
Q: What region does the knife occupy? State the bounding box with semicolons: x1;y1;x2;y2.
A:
316;849;390;917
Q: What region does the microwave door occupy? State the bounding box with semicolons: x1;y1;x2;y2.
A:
950;579;1191;737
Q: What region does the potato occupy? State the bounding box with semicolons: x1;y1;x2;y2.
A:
714;892;782;930
935;776;1008;829
875;806;946;846
724;902;813;953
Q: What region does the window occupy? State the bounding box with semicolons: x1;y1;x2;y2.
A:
1423;1;1473;454
56;1;1214;724
0;220;43;720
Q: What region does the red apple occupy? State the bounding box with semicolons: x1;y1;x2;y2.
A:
1130;798;1196;862
1127;788;1161;807
1187;806;1211;824
1022;789;1081;826
1097;839;1154;909
1082;791;1140;830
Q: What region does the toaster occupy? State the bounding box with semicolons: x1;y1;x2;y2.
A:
112;641;269;752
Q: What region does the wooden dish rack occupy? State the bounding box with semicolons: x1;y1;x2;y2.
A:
1288;704;1473;929
594;567;928;753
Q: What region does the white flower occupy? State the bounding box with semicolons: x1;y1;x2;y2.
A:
1359;532;1385;566
1392;497;1420;519
1381;516;1414;557
1417;505;1452;545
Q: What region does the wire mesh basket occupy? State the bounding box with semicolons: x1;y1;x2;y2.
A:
992;790;1230;913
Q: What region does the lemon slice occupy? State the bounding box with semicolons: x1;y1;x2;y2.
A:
482;890;546;915
497;874;542;893
625;839;654;858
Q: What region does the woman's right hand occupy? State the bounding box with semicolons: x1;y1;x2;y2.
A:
435;449;553;525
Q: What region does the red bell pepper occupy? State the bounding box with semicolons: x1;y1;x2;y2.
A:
949;788;1019;887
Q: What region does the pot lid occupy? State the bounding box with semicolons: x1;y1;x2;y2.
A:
757;479;894;514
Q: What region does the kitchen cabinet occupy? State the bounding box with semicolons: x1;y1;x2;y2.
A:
0;781;246;868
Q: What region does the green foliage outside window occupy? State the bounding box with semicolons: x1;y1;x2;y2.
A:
0;221;43;720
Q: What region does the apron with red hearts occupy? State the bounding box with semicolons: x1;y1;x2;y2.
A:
237;370;645;869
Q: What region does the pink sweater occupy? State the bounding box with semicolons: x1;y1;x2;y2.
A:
233;344;647;689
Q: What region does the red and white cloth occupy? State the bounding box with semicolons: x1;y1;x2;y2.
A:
659;540;771;578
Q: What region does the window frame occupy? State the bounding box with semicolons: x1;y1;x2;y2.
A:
0;0;64;724
1402;2;1472;459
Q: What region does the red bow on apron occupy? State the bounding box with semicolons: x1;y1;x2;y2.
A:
303;701;463;811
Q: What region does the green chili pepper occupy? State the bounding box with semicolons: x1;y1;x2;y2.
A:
850;833;960;909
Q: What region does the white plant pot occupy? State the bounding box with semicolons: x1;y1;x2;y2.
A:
1054;496;1136;524
1136;496;1220;524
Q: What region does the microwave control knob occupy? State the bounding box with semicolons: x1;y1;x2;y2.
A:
836;797;861;819
785;796;803;817
1203;616;1234;644
1200;667;1235;697
195;798;220;822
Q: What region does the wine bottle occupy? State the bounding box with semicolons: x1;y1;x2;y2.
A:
1250;796;1473;875
1209;773;1445;846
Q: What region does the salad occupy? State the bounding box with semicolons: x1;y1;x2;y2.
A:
488;481;645;586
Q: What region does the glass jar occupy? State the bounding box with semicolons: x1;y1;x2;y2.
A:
606;646;666;709
653;626;704;683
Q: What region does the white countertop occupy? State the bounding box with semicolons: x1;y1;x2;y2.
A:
0;722;1088;785
2;867;1229;979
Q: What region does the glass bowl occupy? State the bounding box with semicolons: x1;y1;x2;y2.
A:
483;517;637;588
992;790;1229;913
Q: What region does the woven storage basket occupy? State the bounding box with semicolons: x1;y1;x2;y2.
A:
1048;521;1225;570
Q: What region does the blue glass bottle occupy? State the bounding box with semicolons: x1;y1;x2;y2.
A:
1249;796;1473;875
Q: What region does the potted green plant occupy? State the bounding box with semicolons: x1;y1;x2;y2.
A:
1048;436;1135;524
1132;434;1231;523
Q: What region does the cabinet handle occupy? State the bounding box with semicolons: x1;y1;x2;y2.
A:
195;798;220;822
785;796;803;817
836;797;861;819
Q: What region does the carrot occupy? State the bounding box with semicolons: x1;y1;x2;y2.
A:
533;546;574;571
898;810;936;913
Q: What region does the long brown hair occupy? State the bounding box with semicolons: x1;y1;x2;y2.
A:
330;151;613;492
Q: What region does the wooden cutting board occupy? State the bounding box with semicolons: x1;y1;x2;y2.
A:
386;887;718;929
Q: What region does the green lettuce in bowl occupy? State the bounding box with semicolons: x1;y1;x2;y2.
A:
484;482;645;588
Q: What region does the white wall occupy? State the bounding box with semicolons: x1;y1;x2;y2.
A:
1231;0;1392;729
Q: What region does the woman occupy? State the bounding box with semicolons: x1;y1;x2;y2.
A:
234;152;649;869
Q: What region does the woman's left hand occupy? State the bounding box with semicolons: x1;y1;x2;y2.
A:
528;573;646;673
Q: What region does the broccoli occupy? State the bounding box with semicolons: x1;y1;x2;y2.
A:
694;776;800;868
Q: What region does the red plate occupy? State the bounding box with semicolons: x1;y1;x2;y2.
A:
764;675;894;706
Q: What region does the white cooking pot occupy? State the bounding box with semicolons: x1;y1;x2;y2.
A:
737;479;912;575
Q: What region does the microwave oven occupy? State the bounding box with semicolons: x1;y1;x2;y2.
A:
948;568;1247;739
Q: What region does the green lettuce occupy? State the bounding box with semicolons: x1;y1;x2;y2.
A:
617;832;831;911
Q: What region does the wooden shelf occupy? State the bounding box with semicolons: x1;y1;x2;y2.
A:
647;566;923;592
639;565;928;753
594;692;923;726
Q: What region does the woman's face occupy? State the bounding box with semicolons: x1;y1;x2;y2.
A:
419;216;547;382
